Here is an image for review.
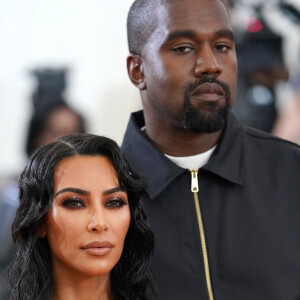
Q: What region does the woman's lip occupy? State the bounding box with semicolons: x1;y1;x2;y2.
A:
81;241;113;249
82;247;112;256
80;241;113;256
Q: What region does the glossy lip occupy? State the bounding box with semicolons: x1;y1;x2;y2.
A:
191;83;225;101
80;241;113;256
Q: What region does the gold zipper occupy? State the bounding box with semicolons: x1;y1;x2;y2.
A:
190;169;214;300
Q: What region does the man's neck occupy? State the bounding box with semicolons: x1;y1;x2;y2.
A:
144;120;222;157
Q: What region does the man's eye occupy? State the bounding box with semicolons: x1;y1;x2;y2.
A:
172;46;194;54
62;198;85;208
215;44;231;52
105;198;128;209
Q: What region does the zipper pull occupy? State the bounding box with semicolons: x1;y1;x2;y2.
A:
190;169;199;193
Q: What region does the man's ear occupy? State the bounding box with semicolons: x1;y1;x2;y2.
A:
37;222;47;238
127;54;146;90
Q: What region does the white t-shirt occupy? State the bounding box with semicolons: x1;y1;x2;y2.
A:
165;146;216;170
140;126;216;170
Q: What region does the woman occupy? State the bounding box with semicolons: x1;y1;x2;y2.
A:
7;134;154;300
0;96;86;298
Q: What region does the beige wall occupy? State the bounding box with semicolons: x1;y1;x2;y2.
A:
0;0;140;175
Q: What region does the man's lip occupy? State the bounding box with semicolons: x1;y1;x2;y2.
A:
191;82;225;97
81;241;113;249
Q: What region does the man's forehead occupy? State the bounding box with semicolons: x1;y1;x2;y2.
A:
160;0;227;12
151;0;230;38
138;0;230;55
159;0;228;24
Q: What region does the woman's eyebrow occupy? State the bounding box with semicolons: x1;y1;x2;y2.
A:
103;187;127;196
55;188;90;197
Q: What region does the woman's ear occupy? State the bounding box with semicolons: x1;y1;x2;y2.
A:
37;222;47;238
127;54;146;90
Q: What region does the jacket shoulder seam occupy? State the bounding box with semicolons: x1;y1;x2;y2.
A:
244;127;300;149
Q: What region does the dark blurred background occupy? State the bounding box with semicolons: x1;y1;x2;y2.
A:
228;0;300;136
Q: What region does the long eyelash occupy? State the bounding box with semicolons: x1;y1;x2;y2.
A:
62;198;85;208
106;198;129;208
113;198;128;205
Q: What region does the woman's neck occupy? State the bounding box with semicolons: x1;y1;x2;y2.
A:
51;267;113;300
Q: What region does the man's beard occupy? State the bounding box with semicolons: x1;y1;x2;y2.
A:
182;77;231;133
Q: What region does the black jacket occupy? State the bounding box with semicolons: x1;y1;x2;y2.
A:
122;110;300;300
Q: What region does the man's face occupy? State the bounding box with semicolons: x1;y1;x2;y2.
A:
140;0;238;133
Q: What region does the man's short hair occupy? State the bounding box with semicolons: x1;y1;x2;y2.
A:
127;0;162;55
127;0;226;55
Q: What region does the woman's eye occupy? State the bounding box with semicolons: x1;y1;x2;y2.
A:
62;198;85;209
105;198;128;209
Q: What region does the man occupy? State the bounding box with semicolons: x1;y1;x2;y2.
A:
122;0;300;299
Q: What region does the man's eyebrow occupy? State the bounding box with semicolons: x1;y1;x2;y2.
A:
103;187;127;196
164;30;197;44
215;29;234;41
163;29;235;44
55;188;90;197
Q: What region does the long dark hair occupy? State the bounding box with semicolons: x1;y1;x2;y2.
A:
7;134;154;300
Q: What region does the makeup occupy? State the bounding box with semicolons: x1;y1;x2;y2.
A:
81;241;113;256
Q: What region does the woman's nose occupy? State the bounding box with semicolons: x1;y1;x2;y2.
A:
87;209;109;232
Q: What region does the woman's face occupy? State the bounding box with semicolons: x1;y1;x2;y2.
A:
39;155;130;278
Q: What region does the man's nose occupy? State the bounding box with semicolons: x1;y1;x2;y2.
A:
194;45;222;77
87;207;109;233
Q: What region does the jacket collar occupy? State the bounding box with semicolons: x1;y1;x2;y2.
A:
121;110;244;200
203;112;244;185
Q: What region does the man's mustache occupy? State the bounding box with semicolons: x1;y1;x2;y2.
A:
183;77;231;102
